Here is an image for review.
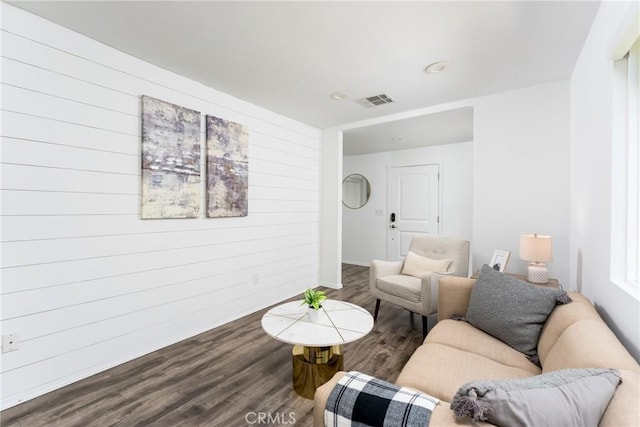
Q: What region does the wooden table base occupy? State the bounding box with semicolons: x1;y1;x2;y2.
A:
292;345;343;399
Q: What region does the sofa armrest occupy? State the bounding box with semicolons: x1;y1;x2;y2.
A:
313;372;346;427
420;271;454;316
369;260;404;293
437;276;476;322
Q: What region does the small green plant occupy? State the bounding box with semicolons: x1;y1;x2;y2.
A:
301;288;326;310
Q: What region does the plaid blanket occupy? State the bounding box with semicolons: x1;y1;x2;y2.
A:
325;371;439;427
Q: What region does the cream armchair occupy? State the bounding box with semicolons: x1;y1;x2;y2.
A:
370;235;470;337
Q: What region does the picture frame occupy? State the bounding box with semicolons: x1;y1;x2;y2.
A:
489;250;510;272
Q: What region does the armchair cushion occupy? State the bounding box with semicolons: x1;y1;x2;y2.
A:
377;274;422;303
401;251;453;278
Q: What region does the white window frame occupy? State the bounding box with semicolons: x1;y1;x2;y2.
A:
611;22;640;298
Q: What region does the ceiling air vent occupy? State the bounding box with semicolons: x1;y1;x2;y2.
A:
358;93;396;108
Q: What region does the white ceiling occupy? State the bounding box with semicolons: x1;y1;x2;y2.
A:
343;106;473;155
10;1;599;153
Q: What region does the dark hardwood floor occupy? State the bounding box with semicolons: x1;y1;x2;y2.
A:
1;264;424;427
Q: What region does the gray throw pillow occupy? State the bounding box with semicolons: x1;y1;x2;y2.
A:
450;368;621;427
464;264;571;360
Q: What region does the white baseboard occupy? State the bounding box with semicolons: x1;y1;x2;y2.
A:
320;281;343;289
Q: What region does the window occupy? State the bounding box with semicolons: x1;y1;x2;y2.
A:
612;35;639;295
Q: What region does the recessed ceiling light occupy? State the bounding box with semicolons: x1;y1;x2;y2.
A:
330;92;348;100
425;61;450;74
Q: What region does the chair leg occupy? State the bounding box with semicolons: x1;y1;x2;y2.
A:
421;316;428;340
374;299;381;321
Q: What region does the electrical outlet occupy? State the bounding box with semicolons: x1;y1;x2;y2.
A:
252;273;259;285
2;333;18;353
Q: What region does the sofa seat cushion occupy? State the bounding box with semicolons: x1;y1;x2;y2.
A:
395;343;539;402
426;320;540;375
376;275;421;303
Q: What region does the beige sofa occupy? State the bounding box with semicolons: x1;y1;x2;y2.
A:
314;276;640;426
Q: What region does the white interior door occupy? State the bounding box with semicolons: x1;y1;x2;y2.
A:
387;164;440;260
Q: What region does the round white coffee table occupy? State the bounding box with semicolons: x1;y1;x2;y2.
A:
262;299;374;398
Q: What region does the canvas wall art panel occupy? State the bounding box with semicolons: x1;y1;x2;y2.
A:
141;95;201;219
206;115;249;218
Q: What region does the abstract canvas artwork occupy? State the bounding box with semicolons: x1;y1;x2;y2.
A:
141;96;201;219
206;115;249;217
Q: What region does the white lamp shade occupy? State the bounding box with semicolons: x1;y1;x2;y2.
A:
519;234;553;263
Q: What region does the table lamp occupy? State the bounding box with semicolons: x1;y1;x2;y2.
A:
519;234;553;284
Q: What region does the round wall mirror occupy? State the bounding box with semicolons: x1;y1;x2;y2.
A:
342;174;371;209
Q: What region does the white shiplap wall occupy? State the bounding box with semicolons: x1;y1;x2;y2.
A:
0;4;321;409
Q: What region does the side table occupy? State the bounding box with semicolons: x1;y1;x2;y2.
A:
471;271;561;289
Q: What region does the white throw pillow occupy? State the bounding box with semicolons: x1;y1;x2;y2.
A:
401;251;452;278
